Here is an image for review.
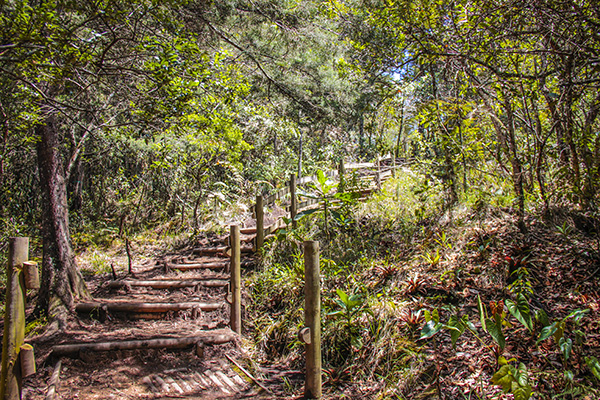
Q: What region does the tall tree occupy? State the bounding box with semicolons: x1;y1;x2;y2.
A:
0;0;252;322
334;0;600;216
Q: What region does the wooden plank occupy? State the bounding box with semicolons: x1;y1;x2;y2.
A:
193;372;210;389
298;174;317;185
344;162;375;169
165;377;184;394
1;237;28;400
142;376;159;393
154;376;170;392
177;377;193;392
264;219;287;236
226;354;271;394
108;280;228;289
256;195;264;251
380;169;393;178
76;301;222;314
264;186;290;205
304;241;322;399
192;247;228;255
205;370;231;394
51;330;236;356
168;261;229;270
45;360;61;400
215;371;238;392
230;225;241;335
297;197;320;210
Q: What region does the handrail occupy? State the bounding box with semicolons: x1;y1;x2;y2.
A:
251;155;399;250
257;155;397;210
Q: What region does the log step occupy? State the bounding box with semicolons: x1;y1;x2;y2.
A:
108;280;228;290
51;329;236;357
192;247;253;256
142;367;251;395
167;261;229;271
76;301;223;314
192;247;228;255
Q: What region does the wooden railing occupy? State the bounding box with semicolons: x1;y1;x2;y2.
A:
252;155;398;251
248;155;400;397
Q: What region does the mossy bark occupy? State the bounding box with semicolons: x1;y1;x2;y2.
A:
35;114;89;323
0;238;28;399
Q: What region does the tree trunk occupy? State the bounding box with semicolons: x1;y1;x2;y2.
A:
35;114;89;321
502;97;526;233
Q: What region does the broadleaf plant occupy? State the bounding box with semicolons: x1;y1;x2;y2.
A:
491;361;533;400
506;293;533;332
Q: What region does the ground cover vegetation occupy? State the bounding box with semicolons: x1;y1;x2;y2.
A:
0;0;599;398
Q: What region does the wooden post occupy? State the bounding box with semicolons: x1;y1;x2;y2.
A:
230;225;241;335
1;237;29;400
23;261;39;290
19;344;35;378
290;174;298;228
376;157;381;190
255;195;264;251
303;241;321;399
338;158;345;193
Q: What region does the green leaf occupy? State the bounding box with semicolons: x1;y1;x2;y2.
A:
424;309;432;322
492;364;531;400
431;308;440;323
506;293;533;332
559;337;572;361
554;320;566;344
491;365;514;392
350;334;363;349
466;320;477;332
447;314;467;349
585;356;600;381
512;385;532;400
565;308;590;324
535;309;550;327
296;189;320;200
486;318;505;350
316;170;327;186
336;289;349;305
334;191;360;202
516;363;529;387
419;320;442;340
564;370;574;382
477;295;487;332
294;208;320;221
537;321;558;343
346;294;364;312
498;356;518;365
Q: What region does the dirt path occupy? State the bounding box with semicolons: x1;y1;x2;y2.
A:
22;233;290;399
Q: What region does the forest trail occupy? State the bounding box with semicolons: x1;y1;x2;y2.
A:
23;231;287;399
20;162;394;399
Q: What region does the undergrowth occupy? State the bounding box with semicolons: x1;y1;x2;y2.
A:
245;172;600;399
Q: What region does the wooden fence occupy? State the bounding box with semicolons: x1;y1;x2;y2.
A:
0;155;399;400
252;155;397;250
248;155;399;398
